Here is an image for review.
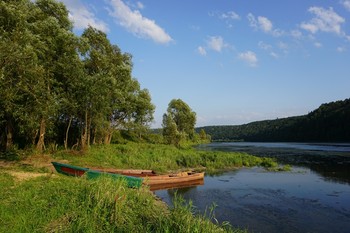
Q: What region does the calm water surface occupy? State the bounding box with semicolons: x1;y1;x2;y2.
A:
155;142;350;233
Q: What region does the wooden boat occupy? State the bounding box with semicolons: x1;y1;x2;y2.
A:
52;162;204;191
51;162;143;188
91;167;204;191
144;172;205;191
90;167;157;177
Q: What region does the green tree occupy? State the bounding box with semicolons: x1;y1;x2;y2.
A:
162;99;196;145
199;129;207;140
79;26;155;147
162;113;180;145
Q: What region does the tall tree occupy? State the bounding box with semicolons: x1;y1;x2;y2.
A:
162;99;196;144
29;0;76;152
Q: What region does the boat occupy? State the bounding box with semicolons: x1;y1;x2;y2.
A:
52;162;204;191
51;162;143;188
143;172;205;191
90;167;157;177
90;167;204;191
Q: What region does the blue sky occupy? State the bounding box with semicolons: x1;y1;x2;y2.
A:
60;0;350;128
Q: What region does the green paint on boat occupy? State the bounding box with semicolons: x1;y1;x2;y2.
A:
86;170;143;188
52;162;143;188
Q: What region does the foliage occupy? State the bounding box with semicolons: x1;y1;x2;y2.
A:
198;98;350;142
0;0;155;152
162;99;197;146
0;173;244;233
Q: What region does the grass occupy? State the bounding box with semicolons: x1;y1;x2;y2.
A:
0;142;282;232
52;142;279;174
0;173;246;233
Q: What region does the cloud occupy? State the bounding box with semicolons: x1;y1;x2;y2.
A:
59;0;109;32
258;16;273;33
197;46;207;56
220;11;240;20
341;0;350;11
258;41;279;58
290;29;303;39
314;42;323;48
108;0;172;44
337;46;346;52
300;7;345;35
238;51;258;67
247;13;283;36
258;41;272;50
270;52;279;59
207;36;229;52
136;2;144;10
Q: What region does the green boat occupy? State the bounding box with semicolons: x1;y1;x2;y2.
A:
51;162;143;188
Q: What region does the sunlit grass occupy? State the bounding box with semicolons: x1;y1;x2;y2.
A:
0;173;245;233
53;142;278;173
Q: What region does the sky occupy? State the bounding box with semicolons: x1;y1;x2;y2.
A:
59;0;350;128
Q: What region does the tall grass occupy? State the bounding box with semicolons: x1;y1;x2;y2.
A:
53;142;277;173
0;173;245;233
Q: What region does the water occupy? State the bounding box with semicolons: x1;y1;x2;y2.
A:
155;142;350;233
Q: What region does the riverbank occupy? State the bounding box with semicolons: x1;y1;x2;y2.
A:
0;172;241;232
1;142;279;233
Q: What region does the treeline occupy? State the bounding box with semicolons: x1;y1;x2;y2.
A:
197;98;350;142
0;0;155;152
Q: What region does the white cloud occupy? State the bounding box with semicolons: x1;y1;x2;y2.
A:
270;52;279;59
314;42;323;48
258;41;272;50
136;2;144;10
221;11;240;20
207;36;228;52
258;41;279;58
247;13;283;36
60;0;109;32
258;16;273;33
197;46;207;56
300;7;345;35
238;51;258;67
337;46;346;52
290;29;303;39
341;0;350;11
247;13;258;29
108;0;172;44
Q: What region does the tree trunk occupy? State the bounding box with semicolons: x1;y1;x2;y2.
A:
5;118;14;150
64;116;72;150
87;112;91;147
104;129;113;145
81;110;88;151
36;118;46;152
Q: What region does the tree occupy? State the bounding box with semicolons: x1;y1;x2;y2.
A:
0;0;155;152
79;26;155;147
162;99;196;145
162;114;180;145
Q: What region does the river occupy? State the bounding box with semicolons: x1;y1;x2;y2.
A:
155;142;350;233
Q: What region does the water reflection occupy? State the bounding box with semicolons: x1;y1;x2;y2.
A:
197;142;350;184
155;143;350;233
156;167;350;233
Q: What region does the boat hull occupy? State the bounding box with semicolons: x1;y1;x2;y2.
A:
51;162;143;188
52;162;204;191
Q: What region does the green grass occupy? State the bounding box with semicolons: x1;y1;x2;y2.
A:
0;142;281;232
0;173;245;233
53;142;277;173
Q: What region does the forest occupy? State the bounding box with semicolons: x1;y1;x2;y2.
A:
197;98;350;142
0;0;155;152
